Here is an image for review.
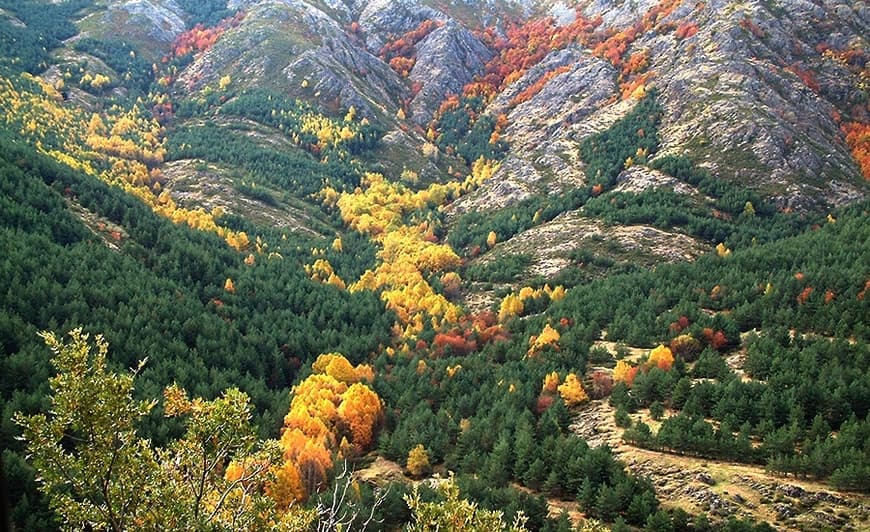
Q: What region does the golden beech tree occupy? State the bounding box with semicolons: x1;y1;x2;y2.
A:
527;323;560;357
272;355;383;504
406;444;431;478
613;360;638;387
647;344;674;371
338;383;382;450
498;293;524;322
558;373;589;407
542;371;560;394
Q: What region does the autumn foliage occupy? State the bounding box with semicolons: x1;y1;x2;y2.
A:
589;371;614;399
272;354;382;505
843;122;870;180
170;12;246;58
498;284;566;322
463;13;600;101
0;73;250;250
379;19;442;77
646;344;674;371
786;64;821;94
331;162;500;340
527;323;561;357
558;373;589;407
674;22;699;40
613;360;639;387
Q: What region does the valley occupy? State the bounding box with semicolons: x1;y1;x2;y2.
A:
1;0;868;530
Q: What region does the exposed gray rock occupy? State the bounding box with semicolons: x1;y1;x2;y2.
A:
358;0;445;50
614;166;701;196
505;50;618;153
775;502;798;519
778;484;807;499
408;21;493;124
179;1;406;119
696;472;716;486
114;0;186;43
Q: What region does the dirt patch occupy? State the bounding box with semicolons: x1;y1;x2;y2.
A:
355;456;407;486
568;401;870;530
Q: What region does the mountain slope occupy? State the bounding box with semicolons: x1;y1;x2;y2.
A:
1;0;869;530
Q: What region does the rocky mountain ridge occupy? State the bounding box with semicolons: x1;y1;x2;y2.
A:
68;1;869;211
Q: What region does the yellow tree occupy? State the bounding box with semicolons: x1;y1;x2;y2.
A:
647;344;674;371
558;373;589;407
406;444;430;478
527;324;560;357
542;371;560;394
337;383;382;450
498;293;524;322
613;360;637;386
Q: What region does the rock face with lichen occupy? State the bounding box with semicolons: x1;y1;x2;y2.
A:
69;0;869;287
74;0;868;213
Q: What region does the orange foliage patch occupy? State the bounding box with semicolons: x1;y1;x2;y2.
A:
170;11;245;58
674;22;699;39
273;357;382;504
621;50;649;77
593;24;643;68
380;19;442;77
460;12;601;101
619;71;654;100
389;56;416;77
702;327;728;351
797;286;814;305
843;121;870;180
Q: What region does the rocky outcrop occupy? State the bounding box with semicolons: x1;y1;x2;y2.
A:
466;210;708;280
408;21;493;124
179;1;407;119
613;166;701;197
575;0;868;210
357;0;445;50
78;0;186;60
448;49;624;217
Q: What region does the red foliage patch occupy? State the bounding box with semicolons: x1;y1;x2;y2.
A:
589;371;614;399
379;19;442;77
535;393;555;414
668;315;691;333
674;22;699;39
796;286;814;305
700;329;727;351
786;64;821;93
170;11;246;58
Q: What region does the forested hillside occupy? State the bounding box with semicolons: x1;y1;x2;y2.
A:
1;0;868;530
